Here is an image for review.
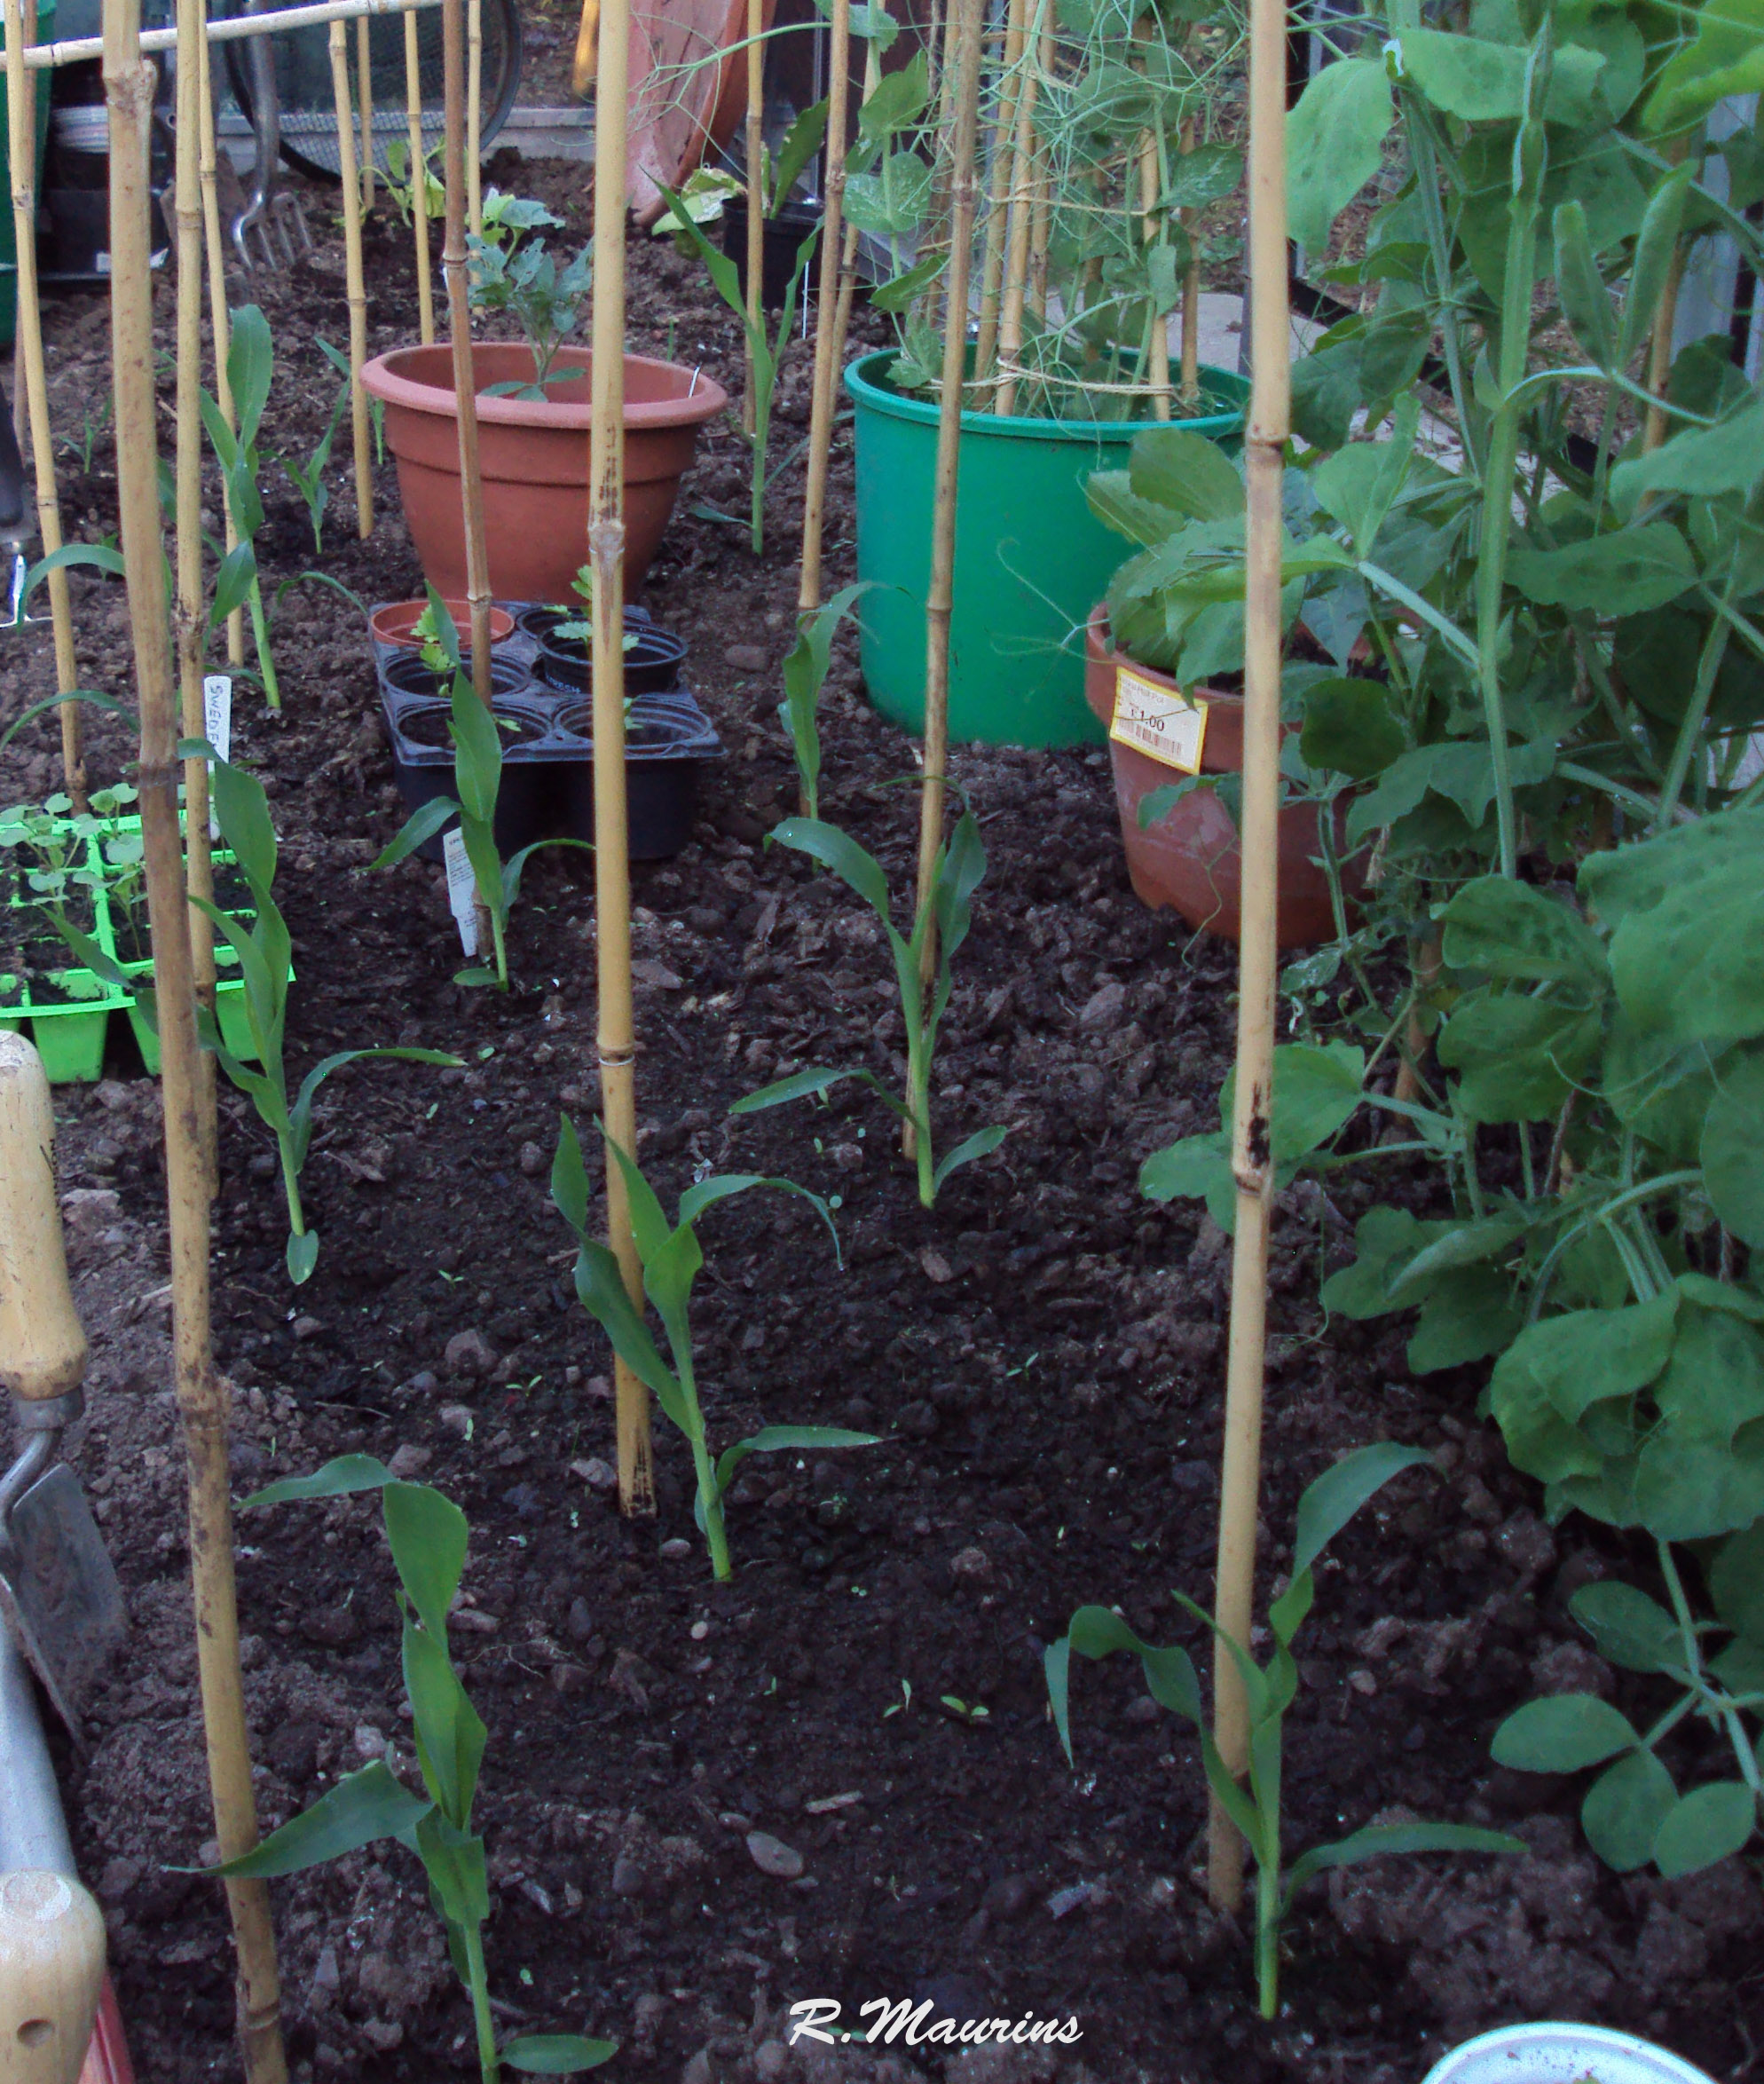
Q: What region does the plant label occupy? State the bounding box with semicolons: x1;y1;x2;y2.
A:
204;675;232;837
443;828;478;955
1110;667;1209;775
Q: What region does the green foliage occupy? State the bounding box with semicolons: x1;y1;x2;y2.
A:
550;1120;873;1580
1492;1536;1764;1880
215;1462;617;2080
278;349;350;553
469;233;594;396
728;809;1007;1207
777;583;870;819
1049;1446;1521;2016
0;786;141;929
371;594;591;990
200;305;281;708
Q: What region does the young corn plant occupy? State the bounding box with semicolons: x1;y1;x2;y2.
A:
371;595;589;991
551;1117;876;1581
1048;1445;1524;2017
200;304;281;709
730;809;1007;1207
777;583;869;821
279;359;350;552
211;1458;616;2080
657;181;815;556
178;754;457;1282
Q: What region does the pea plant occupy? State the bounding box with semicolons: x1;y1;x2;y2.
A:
1492;1528;1764;1881
551;1117;876;1581
729;810;1007;1208
372;596;590;991
657;181;815;556
1048;1444;1523;2017
212;1457;616;2080
200;304;282;709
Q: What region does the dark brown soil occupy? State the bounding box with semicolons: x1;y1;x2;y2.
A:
1;159;1758;2084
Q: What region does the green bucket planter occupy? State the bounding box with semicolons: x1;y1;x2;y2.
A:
844;349;1248;749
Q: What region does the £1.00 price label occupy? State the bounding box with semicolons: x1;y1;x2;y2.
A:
1109;666;1209;774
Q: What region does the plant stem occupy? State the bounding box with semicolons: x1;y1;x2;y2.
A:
1654;572;1736;829
490;904;508;991
248;577;280;709
1256;1859;1280;2018
462;1922;500;2082
280;1139;307;1244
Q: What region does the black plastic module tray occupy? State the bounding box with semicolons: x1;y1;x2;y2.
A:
370;602;721;864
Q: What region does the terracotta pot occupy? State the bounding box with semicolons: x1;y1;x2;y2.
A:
1083;604;1362;948
360;344;728;604
368;598;516;650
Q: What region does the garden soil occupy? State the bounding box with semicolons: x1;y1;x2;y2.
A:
0;162;1758;2084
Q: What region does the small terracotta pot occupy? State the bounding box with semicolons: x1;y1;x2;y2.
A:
368;598;516;651
360;344;728;604
1083;604;1361;948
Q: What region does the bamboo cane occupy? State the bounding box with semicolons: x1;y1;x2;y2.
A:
5;0;85;809
466;0;481;234
356;12;373;207
920;0;962;335
571;0;597;96
32;0;447;67
1177;108;1199;407
404;4;434;341
102;4;286;2072
970;0;1025;396
440;0;491;691
816;35;878;466
794;0;849;617
175;0;218;1196
1138;123;1169;420
1207;0;1287;1915
904;0;981;1157
741;0;762;438
1026;7;1052;321
993;0;1042;414
587;0;654;1519
329;18;374;537
195;27;243;667
1642;137;1691;455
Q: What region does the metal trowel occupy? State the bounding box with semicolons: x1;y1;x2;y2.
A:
0;1033;128;1744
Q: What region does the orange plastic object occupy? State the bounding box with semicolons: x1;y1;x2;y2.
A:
78;1977;136;2084
626;0;777;227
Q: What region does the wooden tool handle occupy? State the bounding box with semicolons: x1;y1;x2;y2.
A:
0;1870;105;2084
0;1035;88;1405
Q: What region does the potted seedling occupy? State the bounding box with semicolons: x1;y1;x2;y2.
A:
551;1117;877;1581
653;100;830;310
362;185;727;603
516;564;683;698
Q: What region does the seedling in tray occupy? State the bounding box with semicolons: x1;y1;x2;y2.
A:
1047;1445;1523;2017
730;808;1008;1207
551;1116;878;1580
371;594;591;990
212;1459;617;2080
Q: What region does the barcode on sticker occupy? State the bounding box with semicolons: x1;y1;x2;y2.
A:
203;675;232;765
443;828;478;955
1110;667;1209;774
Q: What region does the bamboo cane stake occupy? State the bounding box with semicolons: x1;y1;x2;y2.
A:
356;12;373;206
794;0;849;616
329;18;374;537
816;34;878;466
440;0;491;691
102;4;286;2072
741;0;762;438
1026;7;1052;320
5;0;85;809
587;0;654;1519
1207;0;1287;1915
404;3;433;341
971;0;1025;396
1642;137;1690;455
921;0;963;335
904;0;981;1157
1176;103;1199;407
1138;124;1169;420
175;0;218;1196
195;27;243;667
466;0;481;234
30;0;450;67
993;0;1042;414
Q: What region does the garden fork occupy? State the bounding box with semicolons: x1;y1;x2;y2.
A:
229;0;313;272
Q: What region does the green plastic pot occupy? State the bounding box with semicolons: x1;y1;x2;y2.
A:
844;348;1248;749
0;0;55;351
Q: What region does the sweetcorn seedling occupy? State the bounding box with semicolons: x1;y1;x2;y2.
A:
1492;1529;1764;1880
778;583;870;821
212;1458;617;2080
279;359;350;553
371;594;590;990
1048;1444;1524;2017
730;809;1006;1207
551;1116;877;1580
199;304;281;708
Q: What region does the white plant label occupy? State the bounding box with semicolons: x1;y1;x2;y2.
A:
1110;667;1209;774
203;675;232;765
443;827;479;956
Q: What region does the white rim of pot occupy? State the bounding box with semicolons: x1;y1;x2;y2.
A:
1421;2023;1718;2084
